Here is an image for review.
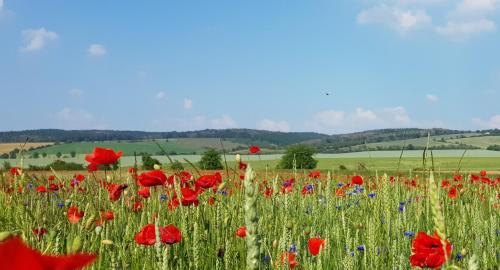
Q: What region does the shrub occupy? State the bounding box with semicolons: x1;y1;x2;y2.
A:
142;154;160;170
170;160;184;171
199;149;223;170
278;144;318;169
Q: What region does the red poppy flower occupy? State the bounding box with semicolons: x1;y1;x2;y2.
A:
87;163;98;172
10;167;21;176
409;232;452;269
85;147;123;166
168;187;200;209
48;175;55;181
239;162;248;170
49;183;61;191
0;237;96;270
352;175;363;185
128;167;137;174
67;206;84;224
498;193;500;199
134;224;182;245
235;226;247;238
308;171;321;179
441;180;451;188
249;145;261;154
32;228;48;237
36;185;47;193
480;170;487;177
280;252;298;269
166;171;193;186
448;187;457;199
453;175;462;182
195;172;222;190
335;188;345;197
137;187;151;199
308;237;325;256
75;174;86;182
107;183;128;202
264;188;273;197
102;210;114;221
132;201;143;212
138;170;167;187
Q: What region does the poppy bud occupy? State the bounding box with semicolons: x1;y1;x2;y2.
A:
460;249;467;257
218;182;227;191
286;221;294;230
101;239;114;245
0;231;12;242
154;164;161;170
235;154;241;163
272;240;278;248
85;214;96;230
71;236;83;253
224;217;230;225
95;226;102;235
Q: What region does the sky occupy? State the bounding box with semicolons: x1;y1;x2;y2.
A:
0;0;500;135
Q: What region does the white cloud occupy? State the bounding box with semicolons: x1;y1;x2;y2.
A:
183;98;193;109
88;44;106;56
435;19;496;38
257;119;291;132
453;0;499;18
211;115;237;129
53;108;105;129
308;106;415;134
383;106;411;124
0;0;4;10
155;91;166;100
69;88;83;98
357;4;432;32
426;94;439;103
355;107;378;121
472;115;500;128
20;28;58;52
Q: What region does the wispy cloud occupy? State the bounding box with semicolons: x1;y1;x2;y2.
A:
20;28;58;52
357;4;432;33
88;44;107;56
426;94;439;103
183;98;193;109
257;119;291;132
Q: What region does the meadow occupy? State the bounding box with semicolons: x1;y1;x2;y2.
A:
0;147;499;269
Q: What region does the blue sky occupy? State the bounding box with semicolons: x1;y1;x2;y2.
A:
0;0;499;134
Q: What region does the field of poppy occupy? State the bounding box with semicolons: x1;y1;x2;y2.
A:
0;146;499;269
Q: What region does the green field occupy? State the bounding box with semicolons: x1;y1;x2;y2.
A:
5;150;500;172
448;135;500;148
24;139;245;156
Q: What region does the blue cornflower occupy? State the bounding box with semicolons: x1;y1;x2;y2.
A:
368;193;376;198
160;194;168;201
337;183;344;188
357;245;365;252
27;183;33;189
399;205;405;213
350;251;355;257
455;253;463;261
289;244;297;253
218;190;228;196
305;184;314;191
404;231;415;238
262;255;271;263
57;202;65;208
336;205;342;210
399;201;406;206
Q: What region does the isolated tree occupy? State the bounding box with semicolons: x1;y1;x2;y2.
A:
278;144;318;169
56;152;62;158
33;152;40;159
170;160;184;171
199;149;223;170
142;154;160;170
70;151;77;158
